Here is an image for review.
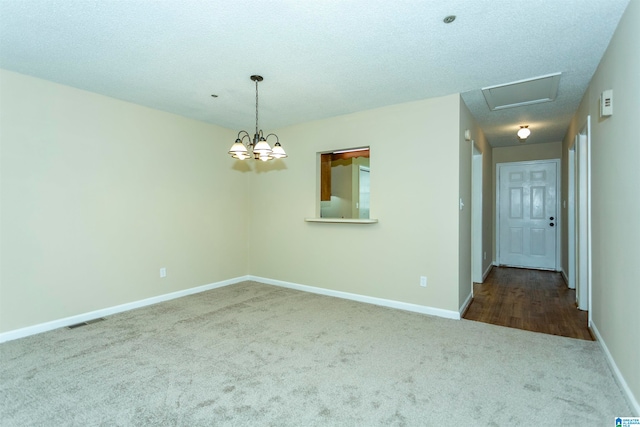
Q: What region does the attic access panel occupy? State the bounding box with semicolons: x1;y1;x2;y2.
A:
482;72;561;111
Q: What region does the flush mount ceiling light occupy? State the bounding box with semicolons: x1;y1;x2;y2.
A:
228;75;287;161
517;125;531;141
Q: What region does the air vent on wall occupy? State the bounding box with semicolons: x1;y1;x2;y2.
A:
600;89;613;117
482;72;561;111
67;318;106;329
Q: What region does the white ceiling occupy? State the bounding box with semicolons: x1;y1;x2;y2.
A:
0;0;630;147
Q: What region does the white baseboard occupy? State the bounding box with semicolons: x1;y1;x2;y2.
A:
248;275;461;320
561;269;569;285
1;274;463;343
4;274;635;415
482;263;494;281
0;276;249;344
590;321;640;416
459;291;473;316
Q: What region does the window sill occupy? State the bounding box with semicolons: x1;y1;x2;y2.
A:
304;218;379;224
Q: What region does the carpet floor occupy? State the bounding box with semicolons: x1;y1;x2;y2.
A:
0;281;632;426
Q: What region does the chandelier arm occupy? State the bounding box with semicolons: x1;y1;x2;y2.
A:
237;131;252;147
237;130;250;140
264;133;280;143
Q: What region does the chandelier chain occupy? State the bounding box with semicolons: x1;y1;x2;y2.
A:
255;79;259;136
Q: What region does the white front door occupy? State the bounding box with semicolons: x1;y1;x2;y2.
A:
497;160;559;270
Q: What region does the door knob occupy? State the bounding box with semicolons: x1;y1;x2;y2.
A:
550;222;555;227
550;216;554;220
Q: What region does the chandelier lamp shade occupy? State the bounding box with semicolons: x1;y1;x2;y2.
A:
517;125;531;141
228;75;287;161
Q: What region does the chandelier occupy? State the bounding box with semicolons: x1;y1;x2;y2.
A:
228;75;287;161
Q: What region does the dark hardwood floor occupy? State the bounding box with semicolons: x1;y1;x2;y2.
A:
463;267;593;340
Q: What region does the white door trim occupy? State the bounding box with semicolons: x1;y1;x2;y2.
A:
575;116;592;317
472;141;483;284
567;145;576;289
496;159;561;271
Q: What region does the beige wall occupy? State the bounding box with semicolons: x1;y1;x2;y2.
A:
247;95;463;312
492;141;562;164
0;73;471;330
457;99;472;309
481;139;494;276
561;0;639;410
0;69;249;333
458;98;492;305
459;99;493;285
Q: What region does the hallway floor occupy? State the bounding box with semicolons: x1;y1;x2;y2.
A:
463;267;593;341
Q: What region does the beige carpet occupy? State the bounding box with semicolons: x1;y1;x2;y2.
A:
0;281;632;426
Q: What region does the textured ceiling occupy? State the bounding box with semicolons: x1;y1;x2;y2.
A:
0;0;630;147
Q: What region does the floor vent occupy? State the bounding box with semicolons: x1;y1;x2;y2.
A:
67;318;106;329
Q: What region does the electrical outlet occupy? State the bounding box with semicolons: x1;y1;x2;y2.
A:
420;276;427;287
160;267;167;278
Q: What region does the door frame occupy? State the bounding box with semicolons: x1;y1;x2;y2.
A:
567;146;576;289
573;116;592;317
495;159;561;271
471;141;483;284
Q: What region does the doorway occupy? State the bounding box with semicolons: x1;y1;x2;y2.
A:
496;159;560;270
